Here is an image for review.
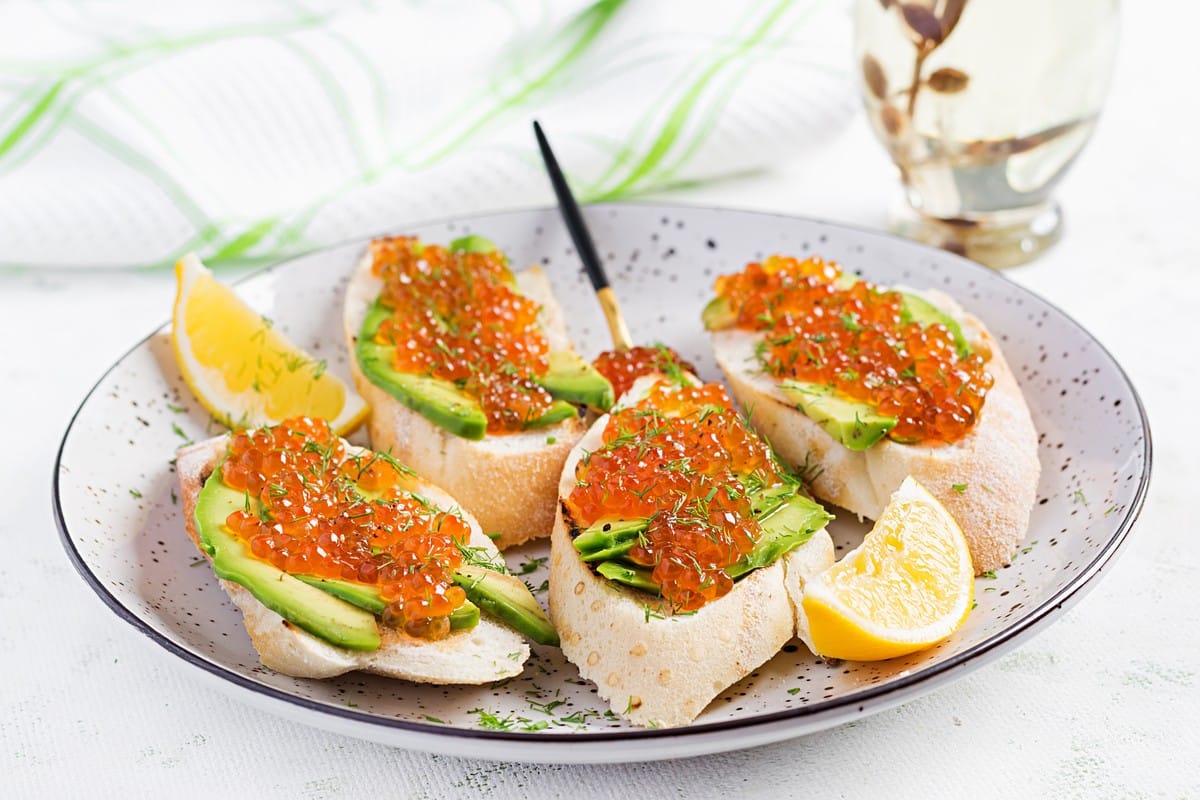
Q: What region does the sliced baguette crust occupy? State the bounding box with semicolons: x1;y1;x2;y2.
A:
548;390;834;728
176;437;529;683
712;289;1039;575
781;524;836;649
344;251;582;550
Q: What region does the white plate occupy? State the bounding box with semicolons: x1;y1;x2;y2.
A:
54;204;1150;763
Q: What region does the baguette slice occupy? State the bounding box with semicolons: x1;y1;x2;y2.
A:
548;375;835;728
177;435;530;683
712;287;1039;575
344;250;583;550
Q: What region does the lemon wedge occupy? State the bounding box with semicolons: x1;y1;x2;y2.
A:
800;476;975;661
171;253;368;434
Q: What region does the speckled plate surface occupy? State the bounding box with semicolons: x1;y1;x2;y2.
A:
54;204;1150;763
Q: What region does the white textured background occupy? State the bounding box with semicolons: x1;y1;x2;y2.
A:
3;1;1199;797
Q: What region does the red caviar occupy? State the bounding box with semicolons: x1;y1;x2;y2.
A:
566;382;780;612
369;236;554;433
713;255;993;444
220;417;469;640
593;345;697;400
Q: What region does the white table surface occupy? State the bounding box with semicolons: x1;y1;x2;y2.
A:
4;6;1198;798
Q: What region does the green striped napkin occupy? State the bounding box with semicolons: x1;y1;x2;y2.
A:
0;0;851;270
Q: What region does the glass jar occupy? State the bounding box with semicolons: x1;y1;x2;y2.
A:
854;0;1119;267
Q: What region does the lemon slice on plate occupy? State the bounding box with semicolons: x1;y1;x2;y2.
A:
800;476;975;661
171;253;368;434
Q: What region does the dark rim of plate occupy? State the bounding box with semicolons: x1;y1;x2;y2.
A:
52;203;1153;746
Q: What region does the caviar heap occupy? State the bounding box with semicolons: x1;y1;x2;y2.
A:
714;255;993;444
221;417;470;640
566;382;781;611
592;345;698;400
369;236;553;433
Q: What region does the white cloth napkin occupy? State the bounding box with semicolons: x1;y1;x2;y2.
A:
0;0;852;270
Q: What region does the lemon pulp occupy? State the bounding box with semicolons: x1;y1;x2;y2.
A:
801;477;974;661
172;253;367;434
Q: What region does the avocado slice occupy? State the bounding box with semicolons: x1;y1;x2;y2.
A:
573;518;648;562
596;561;660;593
900;292;970;358
295;575;480;631
295;574;388;614
726;492;832;578
833;273;859;290
198;467;525;648
778;380;897;451
357;305;591;437
584;490;832;596
358;236;598;435
448;600;481;631
447;235;518;288
358;303;580;437
523;399;579;430
282;487;535;639
538;350;615;410
356;299;489;440
449;234;501;256
747;483;795;517
701;296;737;330
572;486;808;564
452;564;559;646
833;278;971;356
194;472;382;651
